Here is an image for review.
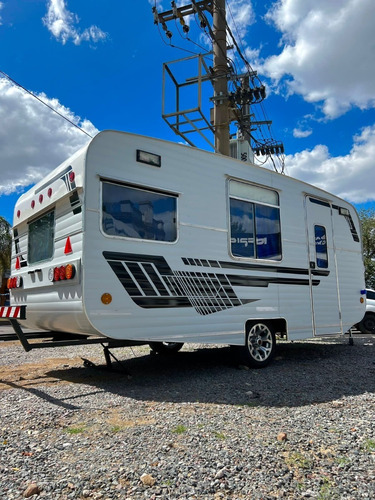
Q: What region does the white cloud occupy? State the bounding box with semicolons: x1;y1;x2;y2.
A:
262;0;375;119
0;78;98;195
293;128;312;138
227;0;255;40
43;0;107;45
286;124;375;203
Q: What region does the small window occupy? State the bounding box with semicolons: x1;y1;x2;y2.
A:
314;225;328;268
229;181;281;260
28;210;55;264
102;181;177;242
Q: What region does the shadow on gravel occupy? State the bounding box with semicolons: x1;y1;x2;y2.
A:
45;335;375;408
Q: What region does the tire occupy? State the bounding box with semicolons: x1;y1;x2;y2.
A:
241;321;276;368
149;341;184;354
357;313;375;334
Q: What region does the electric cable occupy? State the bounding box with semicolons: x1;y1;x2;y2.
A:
0;70;93;138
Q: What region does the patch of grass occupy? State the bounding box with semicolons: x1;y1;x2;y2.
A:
172;425;187;434
335;456;350;467
318;478;338;500
65;426;85;435
284;451;311;470
110;425;122;433
362;439;375;452
212;431;226;440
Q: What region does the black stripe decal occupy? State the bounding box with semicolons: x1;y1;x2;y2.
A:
104;252;324;316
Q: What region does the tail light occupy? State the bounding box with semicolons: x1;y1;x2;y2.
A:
48;264;76;282
7;276;23;289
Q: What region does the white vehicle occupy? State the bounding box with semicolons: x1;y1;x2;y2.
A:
356;289;375;334
1;130;366;366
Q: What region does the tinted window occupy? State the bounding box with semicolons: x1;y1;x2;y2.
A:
28;211;55;264
229;181;281;260
102;182;177;242
315;225;328;268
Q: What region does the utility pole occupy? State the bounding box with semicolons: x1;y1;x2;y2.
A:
212;0;229;156
153;0;230;156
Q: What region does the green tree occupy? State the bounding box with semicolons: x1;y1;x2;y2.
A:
359;208;375;289
0;216;11;279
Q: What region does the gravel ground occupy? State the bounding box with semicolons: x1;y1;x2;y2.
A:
1;325;375;499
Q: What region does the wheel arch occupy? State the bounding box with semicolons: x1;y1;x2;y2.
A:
245;317;287;339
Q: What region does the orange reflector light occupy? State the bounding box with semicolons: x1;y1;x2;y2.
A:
360;297;364;303
65;264;75;280
101;293;112;305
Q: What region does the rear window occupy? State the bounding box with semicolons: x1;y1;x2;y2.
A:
28;210;55;264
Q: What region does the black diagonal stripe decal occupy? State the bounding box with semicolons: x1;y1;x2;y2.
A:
103;252;322;316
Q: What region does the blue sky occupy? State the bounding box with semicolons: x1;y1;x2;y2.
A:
1;0;374;224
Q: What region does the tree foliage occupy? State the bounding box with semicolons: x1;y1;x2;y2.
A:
359;208;375;289
0;216;11;279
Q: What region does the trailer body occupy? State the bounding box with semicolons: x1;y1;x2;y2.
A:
3;130;366;357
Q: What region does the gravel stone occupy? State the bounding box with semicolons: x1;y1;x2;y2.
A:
1;325;375;499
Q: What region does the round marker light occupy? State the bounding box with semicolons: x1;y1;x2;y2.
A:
54;267;60;281
17;210;21;218
65;264;75;280
48;268;54;282
69;171;75;183
39;194;43;203
16;276;22;288
31;200;35;209
101;293;112;305
59;266;66;280
360;297;364;304
7;278;11;289
48;188;53;198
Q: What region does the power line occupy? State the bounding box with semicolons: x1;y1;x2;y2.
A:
0;70;93;138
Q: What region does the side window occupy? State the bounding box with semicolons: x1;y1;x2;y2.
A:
102;181;177;242
28;210;55;264
229;181;282;260
314;225;328;268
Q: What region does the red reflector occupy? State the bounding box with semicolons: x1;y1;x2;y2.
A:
69;171;75;182
17;210;21;218
39;194;43;203
64;237;72;254
31;200;35;209
15;257;20;270
48;188;53;197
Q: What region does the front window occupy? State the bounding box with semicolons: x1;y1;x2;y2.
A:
102;181;177;242
28;210;55;264
229;181;282;260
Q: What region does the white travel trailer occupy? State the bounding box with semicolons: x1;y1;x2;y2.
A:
1;130;366;366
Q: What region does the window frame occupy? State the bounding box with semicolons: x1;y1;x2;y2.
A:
100;180;178;244
228;180;282;261
28;209;55;265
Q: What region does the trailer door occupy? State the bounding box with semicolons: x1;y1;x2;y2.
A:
305;196;342;336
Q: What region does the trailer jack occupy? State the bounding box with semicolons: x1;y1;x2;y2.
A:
4;319;142;377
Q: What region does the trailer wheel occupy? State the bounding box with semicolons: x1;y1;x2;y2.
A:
149;342;184;355
357;313;375;334
242;322;276;368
